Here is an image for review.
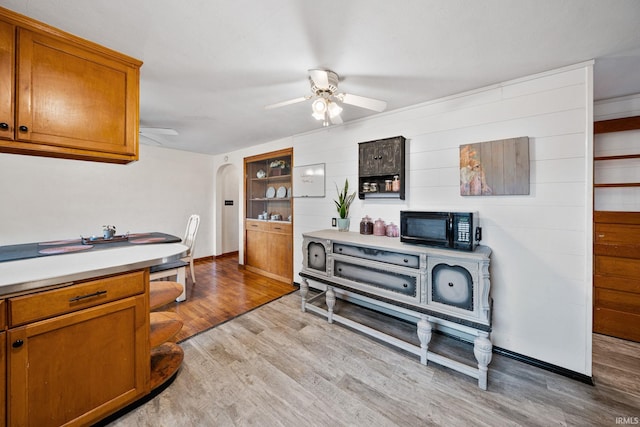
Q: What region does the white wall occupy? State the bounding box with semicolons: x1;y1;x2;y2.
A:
594;94;640;211
0;144;215;259
224;62;595;375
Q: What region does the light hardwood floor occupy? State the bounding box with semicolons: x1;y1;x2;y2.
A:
108;274;640;426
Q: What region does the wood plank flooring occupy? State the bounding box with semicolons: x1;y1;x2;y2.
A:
153;253;296;342
108;256;640;426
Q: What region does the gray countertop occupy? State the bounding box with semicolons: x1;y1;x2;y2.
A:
0;243;188;296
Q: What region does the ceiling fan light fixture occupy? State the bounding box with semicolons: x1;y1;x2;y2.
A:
328;101;342;118
311;98;328;120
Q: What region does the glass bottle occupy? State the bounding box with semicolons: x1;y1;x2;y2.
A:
392;175;400;192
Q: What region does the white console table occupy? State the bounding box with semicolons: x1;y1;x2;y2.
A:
299;230;492;390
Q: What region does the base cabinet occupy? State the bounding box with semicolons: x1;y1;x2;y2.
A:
5;270;150;427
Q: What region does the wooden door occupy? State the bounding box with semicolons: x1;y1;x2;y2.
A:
15;28;139;158
0;19;13;141
7;295;149;427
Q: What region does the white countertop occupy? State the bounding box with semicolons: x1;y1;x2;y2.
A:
0;243;188;296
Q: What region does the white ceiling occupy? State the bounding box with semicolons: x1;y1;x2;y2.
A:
4;0;640;155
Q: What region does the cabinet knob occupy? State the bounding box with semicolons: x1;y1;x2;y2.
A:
0;122;8;130
448;282;455;287
18;125;28;132
12;339;24;348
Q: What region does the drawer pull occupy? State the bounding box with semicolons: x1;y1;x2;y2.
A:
69;290;107;302
403;259;408;263
274;227;281;230
0;122;8;130
403;283;408;288
12;339;24;348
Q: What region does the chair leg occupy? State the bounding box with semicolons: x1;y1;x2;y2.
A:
189;258;196;284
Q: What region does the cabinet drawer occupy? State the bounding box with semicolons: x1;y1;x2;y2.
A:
333;242;420;268
8;270;146;327
333;259;418;298
269;222;292;234
246;220;269;231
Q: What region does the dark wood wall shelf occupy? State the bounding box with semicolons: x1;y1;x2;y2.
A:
358;136;406;200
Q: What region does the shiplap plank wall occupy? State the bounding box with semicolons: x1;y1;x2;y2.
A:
254;63;593;375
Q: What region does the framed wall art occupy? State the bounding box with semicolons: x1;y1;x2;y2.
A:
460;137;530;196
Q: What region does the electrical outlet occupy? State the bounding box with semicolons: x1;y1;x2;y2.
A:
331;218;337;227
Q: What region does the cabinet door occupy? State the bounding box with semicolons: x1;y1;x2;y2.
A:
0;331;5;427
269;224;293;280
8;295;149;427
245;226;270;272
376;138;403;175
0;19;13;141
359;142;379;176
14;28;139;161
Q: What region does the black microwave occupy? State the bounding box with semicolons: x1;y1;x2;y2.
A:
400;211;481;251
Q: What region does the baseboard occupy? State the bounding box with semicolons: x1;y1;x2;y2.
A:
493;346;594;386
194;251;238;264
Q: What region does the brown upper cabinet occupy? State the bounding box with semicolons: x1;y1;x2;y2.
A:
0;7;142;164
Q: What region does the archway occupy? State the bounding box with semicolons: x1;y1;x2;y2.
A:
215;163;240;255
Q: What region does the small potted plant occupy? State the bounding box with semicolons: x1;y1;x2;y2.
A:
334;179;356;231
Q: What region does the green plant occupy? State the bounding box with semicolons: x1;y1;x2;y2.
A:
334;179;356;219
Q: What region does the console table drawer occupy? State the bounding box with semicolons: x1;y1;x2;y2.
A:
333;259;418;299
333;243;420;268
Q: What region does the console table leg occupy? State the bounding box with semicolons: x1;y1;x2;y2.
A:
326;286;336;324
474;332;492;390
300;278;309;312
417;316;432;365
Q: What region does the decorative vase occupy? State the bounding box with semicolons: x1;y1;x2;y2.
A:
337;218;350;232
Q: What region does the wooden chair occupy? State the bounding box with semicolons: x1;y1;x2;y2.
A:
181;214;200;284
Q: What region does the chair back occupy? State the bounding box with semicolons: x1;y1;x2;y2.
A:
182;214;200;256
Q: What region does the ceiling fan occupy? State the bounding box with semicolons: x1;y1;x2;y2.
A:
265;69;387;126
139;127;179;145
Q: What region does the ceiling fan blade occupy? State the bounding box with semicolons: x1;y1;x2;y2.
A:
139;133;163;145
338;93;387;112
139;127;179;136
265;96;311;110
309;69;330;90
